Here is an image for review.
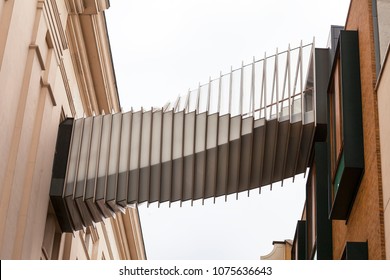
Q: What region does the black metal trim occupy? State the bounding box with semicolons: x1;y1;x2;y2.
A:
329;30;365;221
49;118;75;233
292;220;307;260
341;241;368;260
314;142;333;259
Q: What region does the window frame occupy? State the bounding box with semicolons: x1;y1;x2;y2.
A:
327;30;365;221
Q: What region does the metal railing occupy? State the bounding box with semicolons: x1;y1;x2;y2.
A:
161;40;315;125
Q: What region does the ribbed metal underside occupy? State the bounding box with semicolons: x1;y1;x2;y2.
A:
50;42;317;232
50;109;315;232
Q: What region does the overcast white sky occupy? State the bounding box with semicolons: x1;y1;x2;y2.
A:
106;0;350;259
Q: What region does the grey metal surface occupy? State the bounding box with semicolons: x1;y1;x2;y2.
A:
50;43;317;231
55;109;315;229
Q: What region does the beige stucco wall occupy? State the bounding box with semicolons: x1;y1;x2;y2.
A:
378;46;390;260
58;217;122;260
0;0;64;259
0;0;144;260
260;241;292;260
377;0;390;65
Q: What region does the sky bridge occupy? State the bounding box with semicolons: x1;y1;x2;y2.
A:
50;42;319;232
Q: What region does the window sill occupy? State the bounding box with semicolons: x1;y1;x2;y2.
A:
330;150;364;220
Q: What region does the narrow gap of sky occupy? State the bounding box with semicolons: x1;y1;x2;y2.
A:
106;0;350;259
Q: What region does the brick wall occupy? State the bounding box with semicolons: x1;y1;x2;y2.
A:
331;0;386;260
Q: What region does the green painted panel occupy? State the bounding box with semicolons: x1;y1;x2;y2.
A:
333;152;345;196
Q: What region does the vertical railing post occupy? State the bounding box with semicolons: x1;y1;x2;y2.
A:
207;76;211;114
288;45;291;122
261;53;267;119
185;89;190;114
292;44;301;117
312;38;316;125
196;82;201;114
281;44;291;121
240;61;244;116
299;41;304;124
218;71;222;114
229;66;233;115
173;96;180;113
275;48;279;121
251;57;255;117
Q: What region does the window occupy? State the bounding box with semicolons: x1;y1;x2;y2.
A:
329;61;343;182
328;30;364;220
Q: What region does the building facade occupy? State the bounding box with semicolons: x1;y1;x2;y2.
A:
260;240;292;260
377;18;390;261
0;0;145;259
290;0;390;260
